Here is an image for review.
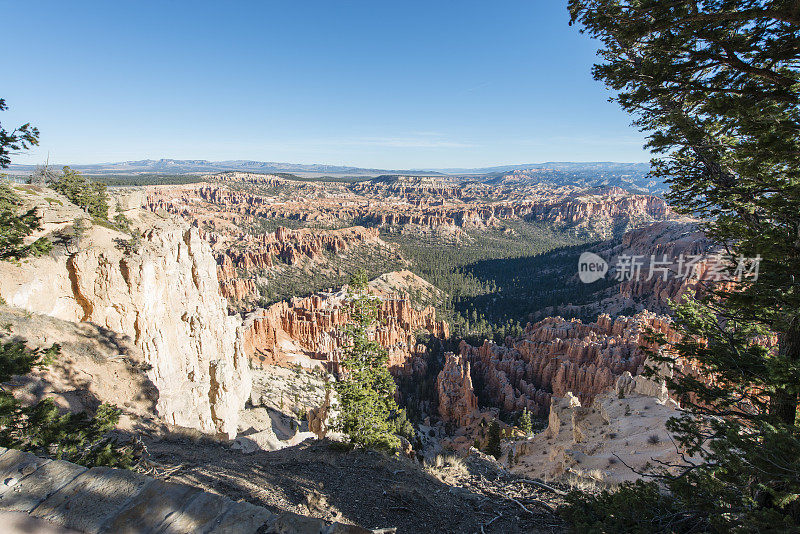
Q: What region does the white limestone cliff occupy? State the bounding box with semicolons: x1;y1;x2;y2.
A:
0;187;250;438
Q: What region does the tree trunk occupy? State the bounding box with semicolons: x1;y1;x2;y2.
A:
770;324;800;425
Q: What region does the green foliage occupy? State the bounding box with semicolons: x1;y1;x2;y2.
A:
0;180;20;212
0;340;131;468
113;211;132;232
484;420;502;459
0;340;58;382
0;204;44;260
0;399;132;468
333;269;412;451
27;234;52;257
50;166;110;219
517;407;532;435
349;267;369;289
0;183;51;261
567;1;800;531
0;98;39;169
560;480;701;534
0;101;49;261
390;408;415;442
72;217;89;240
383;223;593;341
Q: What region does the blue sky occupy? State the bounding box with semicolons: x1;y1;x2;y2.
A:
2;1;650;168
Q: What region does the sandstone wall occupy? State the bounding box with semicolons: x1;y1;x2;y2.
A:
0;191;250;438
241;285;448;376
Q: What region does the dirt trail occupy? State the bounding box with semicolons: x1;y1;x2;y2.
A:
145;438;565;534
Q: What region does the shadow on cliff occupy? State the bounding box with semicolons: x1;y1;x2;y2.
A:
3;311;159;423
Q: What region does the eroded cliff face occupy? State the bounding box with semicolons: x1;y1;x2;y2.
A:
442;311;674;420
606;220;717;313
240;271;449;375
0;189;250;438
215;226;387;305
145;177;673;244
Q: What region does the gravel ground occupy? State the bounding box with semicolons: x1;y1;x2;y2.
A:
143;437;566;534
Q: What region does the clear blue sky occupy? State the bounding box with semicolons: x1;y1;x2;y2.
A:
2;1;650;169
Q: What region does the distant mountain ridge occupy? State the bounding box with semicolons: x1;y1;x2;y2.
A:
7;158;665;194
7;158;650;175
430;161;651;174
480;166;663;195
7;158;446;177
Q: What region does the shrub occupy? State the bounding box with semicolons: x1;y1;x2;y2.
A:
0;183;50;261
0;339;132;468
484;420;502;459
50;167;109;219
517;407;533;435
559;480;704;534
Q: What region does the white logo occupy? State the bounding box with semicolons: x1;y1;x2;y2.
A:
578;252;608;283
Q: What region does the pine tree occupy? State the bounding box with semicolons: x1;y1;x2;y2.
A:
0;193;51;261
0;98;38;169
566;1;800;530
485;420;502;459
333;269;411;451
0;99;51;260
0;340;132;468
50;166;110;219
517;407;532;436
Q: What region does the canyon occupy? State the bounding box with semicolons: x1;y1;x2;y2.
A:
146;175;673;240
0;170;719;531
141;173;677;314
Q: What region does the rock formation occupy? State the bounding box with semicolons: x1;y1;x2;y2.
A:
215;226;386;305
505;366;694;484
436;352;480;428
0;188;250;438
452;311;675;417
144;175;673;245
240;272;449;375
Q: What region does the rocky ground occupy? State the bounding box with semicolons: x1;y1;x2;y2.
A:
143;437;566;534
